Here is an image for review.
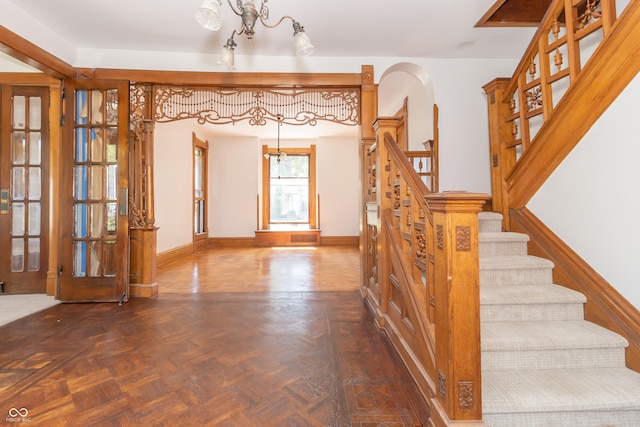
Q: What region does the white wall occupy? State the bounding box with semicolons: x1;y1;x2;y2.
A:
423;59;514;194
315;137;360;236
154;122;194;253
154;121;361;251
528;73;640;309
209;136;261;238
377;58;518;195
379;65;435;151
209;135;360;238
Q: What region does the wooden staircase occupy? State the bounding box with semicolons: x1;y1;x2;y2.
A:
359;1;640;425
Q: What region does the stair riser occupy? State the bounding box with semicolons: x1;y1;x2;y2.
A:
484;410;640;427
479;220;502;233
481;303;584;322
480;241;528;257
481;268;553;286
482;347;626;370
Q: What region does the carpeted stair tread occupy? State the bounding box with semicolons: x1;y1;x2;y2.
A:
483;367;640;414
480;284;586;306
482;320;628;351
480;255;554;270
480;255;554;286
481;284;587;322
479;232;529;243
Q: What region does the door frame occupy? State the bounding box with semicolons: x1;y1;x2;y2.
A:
0;74;63;296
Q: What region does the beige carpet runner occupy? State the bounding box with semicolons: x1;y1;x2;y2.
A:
478;212;640;427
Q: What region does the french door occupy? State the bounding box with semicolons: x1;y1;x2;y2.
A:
59;80;129;302
0;86;50;294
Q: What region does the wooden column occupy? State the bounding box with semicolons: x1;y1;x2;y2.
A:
426;192;488;424
359;65;377;140
129;85;158;298
482;78;514;230
129;227;157;297
47;79;62;296
359;65;378;305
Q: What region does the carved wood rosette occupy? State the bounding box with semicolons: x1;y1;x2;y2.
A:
458;381;474;409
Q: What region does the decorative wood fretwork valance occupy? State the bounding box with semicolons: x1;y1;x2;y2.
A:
153;87;359;127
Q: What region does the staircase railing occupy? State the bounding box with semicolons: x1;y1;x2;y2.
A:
405;140;438;193
363;117;488;426
504;0;617;155
484;0;640;219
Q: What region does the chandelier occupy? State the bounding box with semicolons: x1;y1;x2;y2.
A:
264;115;287;163
195;0;314;69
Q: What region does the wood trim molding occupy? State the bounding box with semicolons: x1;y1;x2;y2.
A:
510;208;640;372
209;237;255;247
0;73;60;86
320;236;358;246
75;68;364;87
156;243;194;266
0;26;75;78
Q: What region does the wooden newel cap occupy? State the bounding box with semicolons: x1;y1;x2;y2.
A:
425;192;490;213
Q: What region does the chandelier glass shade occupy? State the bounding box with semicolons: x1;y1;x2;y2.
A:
195;0;223;31
195;0;314;69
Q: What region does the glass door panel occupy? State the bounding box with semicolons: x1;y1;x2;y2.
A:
0;86;49;293
59;79;129;302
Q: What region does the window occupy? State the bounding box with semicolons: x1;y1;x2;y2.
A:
261;145;316;230
193;133;208;249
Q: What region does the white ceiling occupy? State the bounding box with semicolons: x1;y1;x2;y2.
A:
4;0;535;59
2;0;538;139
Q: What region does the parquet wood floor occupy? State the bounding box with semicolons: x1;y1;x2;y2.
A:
0;246;429;426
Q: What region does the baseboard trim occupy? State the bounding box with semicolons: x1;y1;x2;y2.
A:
320;236;359;246
156;243;194;266
207;236;359;247
510;207;640;372
129;282;158;298
255;230;321;247
209;237;255;247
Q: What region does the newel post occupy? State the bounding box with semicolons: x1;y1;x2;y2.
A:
483;78;515;231
426;192;489;424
